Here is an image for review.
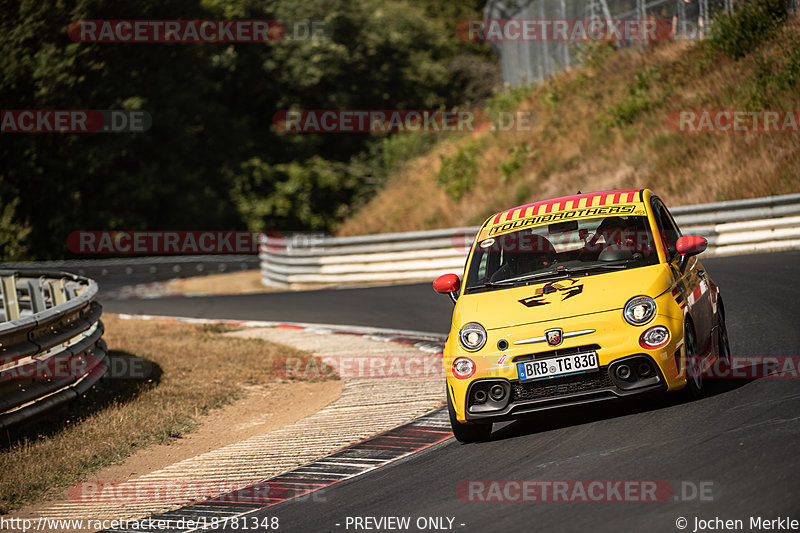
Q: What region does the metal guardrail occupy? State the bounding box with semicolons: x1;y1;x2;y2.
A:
259;193;800;288
0;255;259;292
0;271;106;430
669;192;800;225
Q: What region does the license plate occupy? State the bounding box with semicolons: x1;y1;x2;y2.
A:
517;352;599;381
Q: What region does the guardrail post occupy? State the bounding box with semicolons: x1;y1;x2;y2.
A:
28;279;47;313
50;278;67;306
65;283;80;300
1;274;20;321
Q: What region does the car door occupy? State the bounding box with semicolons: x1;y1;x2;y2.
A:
651;197;714;355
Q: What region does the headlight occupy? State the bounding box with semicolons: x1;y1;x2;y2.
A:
624;296;657;325
640;326;670;349
458;323;487;351
452;357;476;379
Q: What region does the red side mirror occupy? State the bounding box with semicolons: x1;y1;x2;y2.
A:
433;273;461;294
676;235;708;256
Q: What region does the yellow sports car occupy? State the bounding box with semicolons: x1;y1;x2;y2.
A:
433;189;731;443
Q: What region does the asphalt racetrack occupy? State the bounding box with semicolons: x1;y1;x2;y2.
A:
105;250;800;533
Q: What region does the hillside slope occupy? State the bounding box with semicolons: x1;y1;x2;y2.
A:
337;16;800;236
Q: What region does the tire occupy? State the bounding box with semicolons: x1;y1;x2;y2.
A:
683;322;703;399
716;298;732;373
447;386;492;443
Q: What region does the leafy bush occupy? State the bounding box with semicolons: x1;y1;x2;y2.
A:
574;41;616;71
436;139;485;200
499;144;534;182
540;87;561;110
0;198;30;260
741;34;800;107
380;132;441;173
484;83;535;115
229;156;358;232
608;65;662;126
609;93;652;126
705;0;789;59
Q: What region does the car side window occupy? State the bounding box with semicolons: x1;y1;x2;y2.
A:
476;251;488;280
651;198;682;262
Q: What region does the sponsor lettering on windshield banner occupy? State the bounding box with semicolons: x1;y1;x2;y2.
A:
475;230;656;255
487;204;641;237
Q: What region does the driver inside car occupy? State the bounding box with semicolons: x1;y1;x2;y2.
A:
598;217;632;248
490;234;556;282
580;216;637;259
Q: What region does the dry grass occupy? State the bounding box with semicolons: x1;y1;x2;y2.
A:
166;270;274;295
0;316;335;514
338;20;800;236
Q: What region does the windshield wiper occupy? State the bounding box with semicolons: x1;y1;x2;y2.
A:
467;261;633;292
494;270;572;285
552;262;631;276
465;280;512;291
467;270;569;291
497;262;631;284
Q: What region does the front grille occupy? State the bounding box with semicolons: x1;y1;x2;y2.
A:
512;367;613;402
513;344;601;363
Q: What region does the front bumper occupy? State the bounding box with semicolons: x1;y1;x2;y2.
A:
463;357;667;422
445;309;686;423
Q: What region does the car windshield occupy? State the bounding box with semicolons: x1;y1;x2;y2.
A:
465;215;659;293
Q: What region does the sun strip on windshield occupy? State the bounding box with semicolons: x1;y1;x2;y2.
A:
483;202;648;239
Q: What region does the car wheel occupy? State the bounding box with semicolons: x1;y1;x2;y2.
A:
716;298;732;372
447;386;492;443
683;323;703;399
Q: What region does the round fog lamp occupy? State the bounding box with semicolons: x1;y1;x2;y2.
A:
640;326;670;349
452;357;476;379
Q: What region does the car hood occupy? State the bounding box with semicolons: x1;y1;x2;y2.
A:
453;264;674;330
